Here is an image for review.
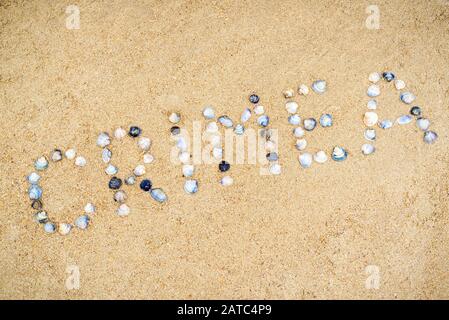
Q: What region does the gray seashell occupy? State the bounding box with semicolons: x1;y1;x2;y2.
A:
423;131;438;144
182;164;194;177
116;204;130;217
379;119;393;129
288;114;301;126
234;124;245;135
202;106;215;119
43;222;56;234
257;115;269;127
364;129;376;141
27;172;40;184
218;115;233;128
367;84;380;97
266;152;278;162
58;223;72;235
240;108;252;123
51;149;63;162
295;139;307;151
34;156;49;171
184;179;198;194
125;175;136;185
150;188;167;203
29;185;42;200
35;211;48;224
331;146;348;162
311;80;326;94
314;151;328;163
298;153;313;168
113;190;127;203
361;144;375;155
75;215;89;230
367;99;377;110
293;127;305;138
397;115;413;125
102;148;112;163
303;118;317;131
417;118;430;131
319;114;333;127
400;92;416;104
97;132;111;148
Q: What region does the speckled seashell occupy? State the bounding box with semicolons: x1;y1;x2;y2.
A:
75;215;89;230
102;148;112;163
35;211;48;224
423;131;438;144
367;84;380;97
58;223;72;236
27;172;40;184
150;188;167;203
184;179;198;194
288;114;301;126
368;72;381;83
331;146;348;162
363;112;378;127
257;115;269;127
212;147;223;160
234;124;245;135
361;144;375;155
266;152;278;162
143;153;154;164
298;84;309;95
43;222;56;234
367;99;377;110
378;119;393;129
364;129;376;141
265;140;277;152
179;151;191;164
298;153;313;168
400;92;416;104
206;121;219;133
182;164;194;177
97;132;111;148
417;118;430;131
269;163;281;175
65;149;76;160
114;190;127;203
319;114;333;127
285;101;299;114
394;79;406;90
293;127;305;138
169;112;181;124
84;203;95;214
51;149;63;162
116;204;130;217
176;136;188;151
75;156;87;167
295;139;307;151
313;151;328;164
138;137;151;151
254;105;265;115
202;106;215;119
29;185;42;200
303;118;317;131
382;72;395;82
133;165;145;176
125;175;136;185
35;156;49;171
397;115;413;125
218;115;233;128
311;80;326;94
240;108;252;123
114;127;127;139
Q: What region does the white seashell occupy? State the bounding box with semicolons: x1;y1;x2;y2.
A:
218;115;233;128
125;175;136;185
303;118;317;131
361;144;375;155
116;204;130;217
35;211;48;223
133;165;145;176
368;72;381;83
367;84;380;97
400;92;415;104
364;129;376;141
169;112;181;124
29;185;42;200
295;139;307;151
417;118;430;131
97;132;111;148
331;146;348;162
319;114;332;127
74;156;87;167
84;203;95;214
367;99;377;110
212;147;223;159
143;153;154;164
176;137;188;151
75;215;89;230
298;84;309;95
105;164;118;175
202;106;215;119
43;222;56;234
269;163;282;175
394;79;406;90
285;101;299;114
65;149;76;160
364;112;378;127
208;134;221;147
182;164;194;177
265;140;277;152
184;179;198;194
220;175;234;186
378;119;393;129
234;124;245;135
423;131;438;144
28;172;40;184
288;114;301;126
35;156;49;171
206;121;219;133
298;153;313;168
58;223;72;235
241;108;252;123
257;115;269;127
293;127;305;138
179;151;191;164
51;149;63;162
138;137;151;151
254;105;265;115
311;80;326;94
314;151;328;163
114;190;127;203
102;148;112;163
114;127;127;139
397;115;413;125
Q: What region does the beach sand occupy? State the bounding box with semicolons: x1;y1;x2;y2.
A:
0;0;448;299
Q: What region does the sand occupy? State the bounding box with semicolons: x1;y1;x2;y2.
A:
0;0;448;299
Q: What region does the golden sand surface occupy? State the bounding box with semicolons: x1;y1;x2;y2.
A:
0;0;448;299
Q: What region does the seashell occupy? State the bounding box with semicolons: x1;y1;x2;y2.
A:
382;72;395;82
378;119;393;129
367;84;380;97
266;152;278;162
319;114;333;127
51;149;63;162
288;114;301;126
293;127;305;138
75;215;89;230
257;115;269;127
417;118;430;131
218;115;233;128
364;129;376;141
84;203;95;214
143;153;154;164
265;140;277;152
219;160;230;172
168;112;181;124
269;163;281;175
423;131;438;144
220;175;234;186
97;132;111;148
65;149;76;160
114;127;127;139
331;146;348;162
285;101;299;114
58;223;72;235
113;190;127;203
394;79;406;90
363;112;378;127
208;134;221;147
176;136;188;151
240;108;252;123
138;137;151;151
35;211;48;224
397;115;413;125
75;156;87;167
116;204;130;217
303;118;317;131
400;92;415;104
368;72;381;83
182;164;194;177
410;106;422;117
35;156;49;171
361;144;375;155
179;151;191;164
27;172;40;184
314;151;328;164
108;177;122;190
134;165;145;176
234;124;245;135
43;222;56;234
202;106;215;119
140;179;152;191
212;147;223;160
254;105;265;115
249;94;259;104
298;153;313;168
31;199;43;210
295;139;307;151
29;185;42;200
311;80;326;94
150;188;167;203
184;179;198;194
129;126;142;138
367;99;377;110
125;175;136;185
102;148;112;163
206;121;219;133
283;89;294;99
298;84;309;95
170;126;181;136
